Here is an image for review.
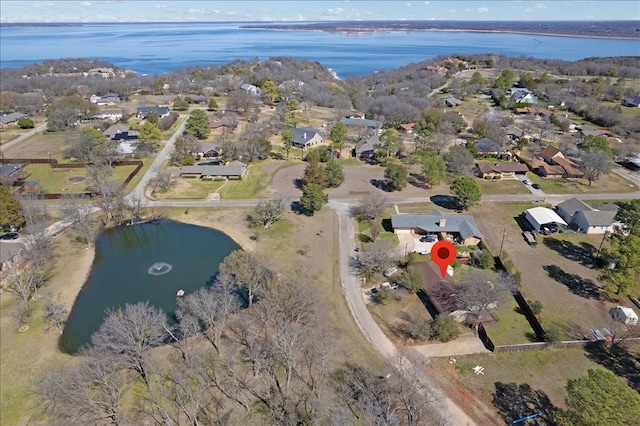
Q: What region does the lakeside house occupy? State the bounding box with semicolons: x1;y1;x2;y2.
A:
180;160;247;180
136;106;170;120
354;134;382;159
289;127;323;148
103;124;138;141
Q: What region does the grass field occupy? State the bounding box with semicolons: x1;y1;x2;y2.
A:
1;133;69;160
219;165;269;199
477;178;531;195
526;171;637;194
157;177;225;199
21;163;138;194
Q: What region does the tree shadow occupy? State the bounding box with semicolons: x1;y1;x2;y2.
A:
369;178;390;192
543;237;596;268
429;194;460;211
584;341;640;393
359;233;372;243
513;213;535;232
407;172;427;189
492;382;558;425
293;178;304;190
559;320;590;340
542;264;605;300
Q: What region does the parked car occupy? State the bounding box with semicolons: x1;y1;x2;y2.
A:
0;232;19;240
419;250;430;255
522;179;532;185
420;235;437;243
540;223;559;235
532;183;541;190
383;267;397;277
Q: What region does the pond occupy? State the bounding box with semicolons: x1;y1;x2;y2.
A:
60;219;240;354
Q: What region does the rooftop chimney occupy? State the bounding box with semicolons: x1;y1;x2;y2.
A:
439;218;446;227
303;132;307;139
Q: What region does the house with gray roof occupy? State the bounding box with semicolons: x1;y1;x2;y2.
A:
0;112;27;128
443;95;463;107
180;160;247;180
475;138;504;156
622;95;640;108
289;127;323;148
354;134;382;159
136;106;170;119
340;117;382;130
556;198;620;234
103;124;138;141
0;241;25;271
391;211;483;246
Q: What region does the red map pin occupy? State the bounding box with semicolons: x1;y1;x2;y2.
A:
431;240;457;279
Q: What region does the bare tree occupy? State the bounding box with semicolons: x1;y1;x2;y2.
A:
61;195;95;246
579;147;612;185
251;195;288;228
357;240;395;279
87;163;122;222
444;145;474;176
176;277;240;354
42;294;68;334
151;168;177;194
456;269;513;323
218;250;275;307
351;193;388;221
38;347;131;425
5;271;39;313
91;301;169;387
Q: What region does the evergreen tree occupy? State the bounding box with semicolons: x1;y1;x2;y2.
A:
299;183;327;216
325;159;344;188
185;109;210;139
450;176;481;210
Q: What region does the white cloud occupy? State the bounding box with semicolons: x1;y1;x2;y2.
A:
423;1;429;4
326;7;344;15
406;2;412;6
187;8;204;14
81;1;92;6
466;7;490;14
155;4;166;9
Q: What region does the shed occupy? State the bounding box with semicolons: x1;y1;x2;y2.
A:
610;306;638;326
524;207;567;231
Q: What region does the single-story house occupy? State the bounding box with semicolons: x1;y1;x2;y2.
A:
0;164;21;184
476;162;529;178
93;110;123;122
240;83;260;97
539;145;583;178
340;117;383;131
391;211;483;246
136;106;170;120
198;143;222;158
210;115;238;130
397;122;416;134
578;125;607;139
475;138;504;156
0;112;27;128
556;198;620;234
524;207;568;232
180;160;247;179
622;96;640;108
510;88;538;104
103;124;138;141
354;134;382;159
90;93;121;105
443;95;463;107
290;127;323;148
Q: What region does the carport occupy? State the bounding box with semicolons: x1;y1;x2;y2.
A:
524;207;567;231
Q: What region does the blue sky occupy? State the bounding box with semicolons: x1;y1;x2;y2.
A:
1;1;638;23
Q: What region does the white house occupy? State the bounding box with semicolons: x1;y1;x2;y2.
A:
524;207;567;232
556;198;620;234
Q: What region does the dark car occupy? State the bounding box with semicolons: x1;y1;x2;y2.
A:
0;232;19;240
532;183;541;190
420;235;437;243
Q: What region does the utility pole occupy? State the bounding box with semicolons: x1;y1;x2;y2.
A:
499;227;507;257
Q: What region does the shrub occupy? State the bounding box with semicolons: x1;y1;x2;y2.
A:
430;314;460;342
492;175;501;180
528;299;543;315
476;249;495;269
543;326;562;344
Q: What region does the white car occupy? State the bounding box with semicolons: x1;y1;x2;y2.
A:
383;267;397;277
522;179;532;185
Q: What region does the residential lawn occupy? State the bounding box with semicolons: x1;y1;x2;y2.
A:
158;177;225;199
219;165;269;199
396;203;440;214
22;163;138;194
1;133;69;160
431;348;606;412
122;158;152;193
477;178;531;195
526;171;637;194
368;290;434;344
457;95;489;126
483;295;535;345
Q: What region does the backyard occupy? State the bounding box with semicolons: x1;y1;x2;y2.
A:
20;163;139;194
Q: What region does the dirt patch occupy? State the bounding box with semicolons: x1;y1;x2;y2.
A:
66;176;86;184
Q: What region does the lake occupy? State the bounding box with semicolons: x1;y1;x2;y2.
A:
59;219;240;354
1;22;639;77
